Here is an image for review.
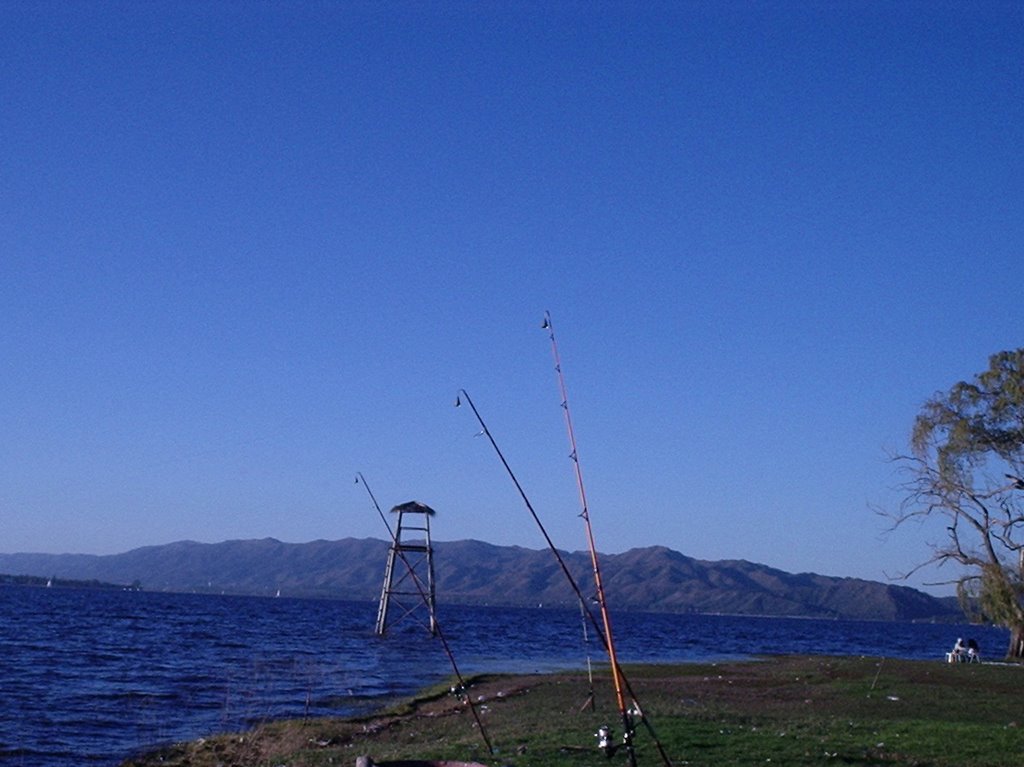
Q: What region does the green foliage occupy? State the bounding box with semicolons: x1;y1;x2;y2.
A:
957;563;1024;629
912;349;1024;483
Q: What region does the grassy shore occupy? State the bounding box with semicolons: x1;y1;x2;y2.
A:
122;655;1024;767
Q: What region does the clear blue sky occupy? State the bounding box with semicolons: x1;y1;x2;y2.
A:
2;1;1021;595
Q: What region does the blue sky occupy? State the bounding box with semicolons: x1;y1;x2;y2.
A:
2;1;1021;595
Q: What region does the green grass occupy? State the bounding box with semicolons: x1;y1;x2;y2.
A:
122;656;1024;767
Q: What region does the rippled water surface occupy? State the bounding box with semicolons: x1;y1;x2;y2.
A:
0;587;1008;766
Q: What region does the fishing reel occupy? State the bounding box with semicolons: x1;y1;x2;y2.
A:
595;711;638;758
595;725;634;758
449;684;468;703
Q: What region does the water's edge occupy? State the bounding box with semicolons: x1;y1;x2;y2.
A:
0;587;1007;767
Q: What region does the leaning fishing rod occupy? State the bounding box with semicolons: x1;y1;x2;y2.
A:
541;312;675;767
455;390;594;615
541;310;634;764
455;390;672;767
354;472;494;757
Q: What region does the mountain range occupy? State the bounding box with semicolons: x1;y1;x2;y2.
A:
0;537;960;622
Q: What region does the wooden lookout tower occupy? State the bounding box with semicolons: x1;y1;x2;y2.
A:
374;501;438;636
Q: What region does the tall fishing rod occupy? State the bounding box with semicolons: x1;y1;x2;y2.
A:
354;472;495;757
541;313;675;767
541;310;634;767
455;390;672;767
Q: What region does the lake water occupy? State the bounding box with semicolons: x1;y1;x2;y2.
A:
0;586;1009;766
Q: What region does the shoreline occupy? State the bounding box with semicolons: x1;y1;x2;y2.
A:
122;655;1024;767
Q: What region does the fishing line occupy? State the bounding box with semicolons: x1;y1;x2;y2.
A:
354;472;495;756
454;390;672;767
578;596;596;712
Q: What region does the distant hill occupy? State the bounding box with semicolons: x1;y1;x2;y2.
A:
0;538;961;622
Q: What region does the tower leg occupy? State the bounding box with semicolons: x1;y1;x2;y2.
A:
374;544;397;635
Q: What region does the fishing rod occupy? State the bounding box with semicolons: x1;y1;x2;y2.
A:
541;312;676;767
454;390;673;767
541;310;634;762
354;472;495;757
540;311;675;765
455;390;594;613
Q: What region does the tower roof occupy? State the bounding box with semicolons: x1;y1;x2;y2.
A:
389;500;437;516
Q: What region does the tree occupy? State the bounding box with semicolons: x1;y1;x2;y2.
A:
890;349;1024;660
